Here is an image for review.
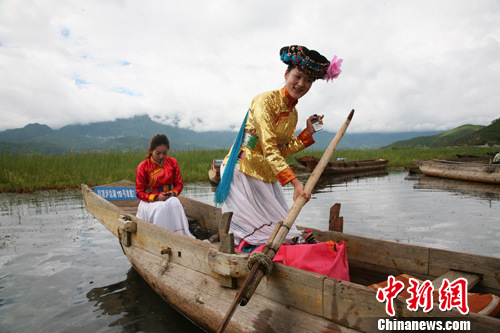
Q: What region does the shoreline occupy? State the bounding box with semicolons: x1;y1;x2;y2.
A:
0;166;409;194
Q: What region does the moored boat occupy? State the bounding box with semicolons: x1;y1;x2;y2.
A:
82;180;500;332
296;156;388;175
414;159;500;184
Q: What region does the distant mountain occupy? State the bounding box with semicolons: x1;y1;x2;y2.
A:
452;118;500;146
59;115;237;151
314;130;442;150
97;136;150;152
0;115;237;155
1;115;498;155
385;125;484;148
0;140;71;155
30;131;101;149
386;118;499;148
0;123;52;143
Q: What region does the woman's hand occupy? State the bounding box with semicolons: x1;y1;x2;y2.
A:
291;178;311;203
155;192;174;201
306;114;324;135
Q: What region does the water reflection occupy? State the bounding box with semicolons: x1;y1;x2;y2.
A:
87;268;204;332
409;173;500;200
303;170;389;194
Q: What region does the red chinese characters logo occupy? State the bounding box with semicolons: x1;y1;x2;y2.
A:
439;278;469;315
376;275;405;316
407;278;434;313
375;276;469;316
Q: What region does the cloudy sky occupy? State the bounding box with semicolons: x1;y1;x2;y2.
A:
1;0;499;134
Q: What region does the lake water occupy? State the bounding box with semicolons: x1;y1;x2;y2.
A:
1;170;499;332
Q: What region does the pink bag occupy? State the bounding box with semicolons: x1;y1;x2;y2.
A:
238;241;350;281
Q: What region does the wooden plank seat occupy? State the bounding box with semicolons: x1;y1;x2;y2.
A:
432;270;481;291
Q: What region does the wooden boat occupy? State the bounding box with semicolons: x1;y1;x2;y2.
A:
414;159;500;184
82;180;500;332
296;156;388;175
208;159;223;184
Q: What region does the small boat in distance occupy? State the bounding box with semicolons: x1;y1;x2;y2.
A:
414;159;500;184
208;158;223;184
296;156;388;175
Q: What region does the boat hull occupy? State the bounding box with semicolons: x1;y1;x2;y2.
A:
82;181;500;332
296;156;388;175
414;159;500;184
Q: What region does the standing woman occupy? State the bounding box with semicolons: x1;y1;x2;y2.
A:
136;134;195;238
215;45;342;248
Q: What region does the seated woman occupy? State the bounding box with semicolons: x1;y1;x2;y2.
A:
135;134;195;238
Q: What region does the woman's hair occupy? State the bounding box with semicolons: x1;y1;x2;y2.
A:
147;134;170;158
286;63;303;75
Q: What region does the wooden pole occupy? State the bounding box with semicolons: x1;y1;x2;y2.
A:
217;109;354;333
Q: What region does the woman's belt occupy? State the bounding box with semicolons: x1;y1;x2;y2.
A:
146;184;173;193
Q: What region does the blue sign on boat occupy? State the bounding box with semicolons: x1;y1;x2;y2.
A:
94;187;138;201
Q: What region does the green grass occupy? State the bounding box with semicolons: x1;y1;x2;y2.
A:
0;147;496;192
0;149;227;192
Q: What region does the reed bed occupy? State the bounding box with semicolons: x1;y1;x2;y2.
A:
0;147;495;192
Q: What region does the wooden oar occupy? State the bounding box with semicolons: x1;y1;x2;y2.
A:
217;109;355;333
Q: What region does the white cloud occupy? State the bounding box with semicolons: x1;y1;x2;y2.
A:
1;0;499;133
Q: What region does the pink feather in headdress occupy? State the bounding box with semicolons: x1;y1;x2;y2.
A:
324;56;343;82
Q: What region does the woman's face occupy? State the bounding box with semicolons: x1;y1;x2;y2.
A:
151;144;168;163
284;67;314;100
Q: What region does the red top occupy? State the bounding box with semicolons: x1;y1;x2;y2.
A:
135;156;183;202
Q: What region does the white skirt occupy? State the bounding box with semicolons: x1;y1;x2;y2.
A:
137;197;195;238
220;164;302;246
